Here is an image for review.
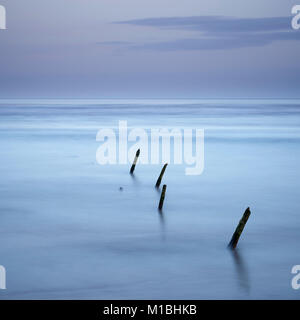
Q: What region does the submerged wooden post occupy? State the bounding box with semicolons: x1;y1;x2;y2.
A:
130;149;140;174
155;163;168;188
158;185;167;211
228;207;251;249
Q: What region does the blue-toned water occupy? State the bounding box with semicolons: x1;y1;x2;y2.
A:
0;99;300;299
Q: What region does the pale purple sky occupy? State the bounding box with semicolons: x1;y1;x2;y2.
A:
0;0;299;98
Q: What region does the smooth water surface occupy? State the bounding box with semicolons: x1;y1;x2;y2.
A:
0;99;300;299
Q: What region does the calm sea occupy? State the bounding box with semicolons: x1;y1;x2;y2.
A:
0;99;300;299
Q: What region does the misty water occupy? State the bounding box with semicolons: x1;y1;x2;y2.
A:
0;99;300;299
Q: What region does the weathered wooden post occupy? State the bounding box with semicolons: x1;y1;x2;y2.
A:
228;207;251;249
158;184;167;211
130;149;140;174
155;163;168;188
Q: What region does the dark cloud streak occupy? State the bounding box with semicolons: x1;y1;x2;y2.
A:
108;16;300;51
116;16;291;33
131;32;300;51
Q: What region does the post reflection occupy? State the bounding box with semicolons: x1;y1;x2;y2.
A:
158;209;166;241
231;249;250;294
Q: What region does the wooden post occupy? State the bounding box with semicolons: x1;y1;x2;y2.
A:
158;185;167;211
155;163;168;188
228;207;251;249
130;149;140;174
